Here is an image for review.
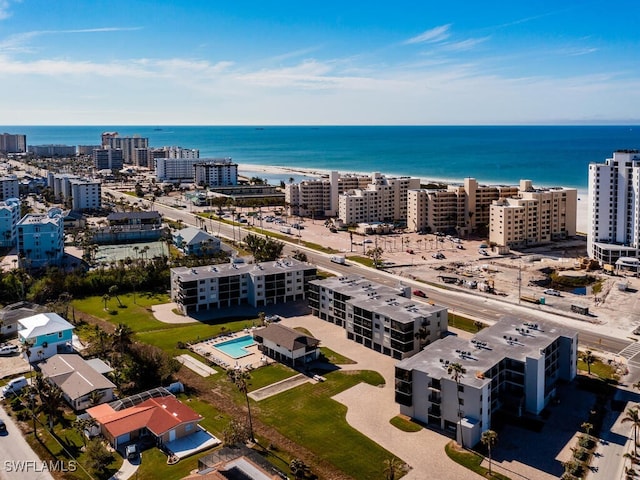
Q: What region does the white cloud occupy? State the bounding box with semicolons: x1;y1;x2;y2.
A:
440;37;490;52
0;0;17;21
405;24;451;45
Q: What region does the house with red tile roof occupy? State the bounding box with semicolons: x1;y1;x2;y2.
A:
87;394;203;449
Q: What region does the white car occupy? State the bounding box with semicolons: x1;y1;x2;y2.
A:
544;289;562;296
0;344;20;356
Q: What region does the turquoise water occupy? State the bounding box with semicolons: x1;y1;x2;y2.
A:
213;335;255;359
4;125;640;189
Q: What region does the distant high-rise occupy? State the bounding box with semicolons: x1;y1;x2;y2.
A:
101;132;148;164
93;148;124;171
0;133;27;153
0;175;19;201
588;150;640;265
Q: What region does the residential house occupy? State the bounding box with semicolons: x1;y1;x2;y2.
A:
18;312;75;362
173;227;221;256
0;301;44;338
87;390;204;450
39;354;116;411
253;323;320;368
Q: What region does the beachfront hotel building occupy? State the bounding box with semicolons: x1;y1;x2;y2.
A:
0;133;27;153
170;257;317;314
489;180;577;248
101;133;149;165
93;148;124;172
0;198;20;247
0;175;20;201
28;145;77;157
17;208;65;268
407;178;519;236
308;276;448;360
338;173;420;225
395;317;577;447
284;171;371;218
588;150;640;266
156;157;237;184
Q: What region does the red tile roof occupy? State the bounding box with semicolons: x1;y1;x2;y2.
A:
87;396;202;438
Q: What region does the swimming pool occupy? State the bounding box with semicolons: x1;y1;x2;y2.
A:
213;335;255;359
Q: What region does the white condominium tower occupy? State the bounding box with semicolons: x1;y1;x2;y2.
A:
588;150;640;265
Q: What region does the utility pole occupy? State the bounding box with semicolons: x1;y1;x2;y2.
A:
517;262;522;305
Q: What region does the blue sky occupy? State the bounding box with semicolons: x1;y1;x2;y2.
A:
1;0;639;125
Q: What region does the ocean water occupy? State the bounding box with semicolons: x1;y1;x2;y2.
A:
3;125;639;190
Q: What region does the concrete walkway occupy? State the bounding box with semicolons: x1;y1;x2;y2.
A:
175;354;217;377
107;458;138;480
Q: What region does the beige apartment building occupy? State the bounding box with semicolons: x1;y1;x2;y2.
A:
338;173;420;225
489;180;577;248
407;178;519;235
284;171;371;218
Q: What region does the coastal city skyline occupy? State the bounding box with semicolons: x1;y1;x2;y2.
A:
1;1;639;125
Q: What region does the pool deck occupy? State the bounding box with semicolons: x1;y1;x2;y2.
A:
189;330;275;371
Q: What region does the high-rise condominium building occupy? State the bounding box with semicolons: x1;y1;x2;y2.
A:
0;133;27;153
588;150;640;265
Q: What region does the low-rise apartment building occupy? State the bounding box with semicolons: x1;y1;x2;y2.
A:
395;317;577;447
0;197;20;247
48;173;102;211
171;257;317;314
17;208;65;268
489;181;577;248
308;276;448;359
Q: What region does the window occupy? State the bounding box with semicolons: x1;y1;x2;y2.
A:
457;385;464;392
458;398;464;405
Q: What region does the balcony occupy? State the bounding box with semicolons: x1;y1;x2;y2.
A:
428;394;441;404
428;406;441;417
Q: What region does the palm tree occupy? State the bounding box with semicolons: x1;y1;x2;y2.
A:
33;374;65;430
383;457;403;480
622;407;640;456
112;323;133;355
447;362;467;448
481;430;498;475
289;458;308;480
581;421;594;437
227;369;254;442
109;285;123;307
580;349;596;375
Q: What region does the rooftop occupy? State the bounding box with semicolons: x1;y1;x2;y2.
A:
397;316;577;388
172;257;314;281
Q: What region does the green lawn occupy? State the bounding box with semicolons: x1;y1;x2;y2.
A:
245;363;298;391
390;415;423;432
257;369;397;480
445;441;511;480
320;347;357;365
578;358;619;381
448;313;487;333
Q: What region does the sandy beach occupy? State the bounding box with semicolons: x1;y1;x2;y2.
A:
236;162;590;234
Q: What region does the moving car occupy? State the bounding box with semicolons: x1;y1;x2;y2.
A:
413;289;427;298
0;419;6;433
544;288;562;296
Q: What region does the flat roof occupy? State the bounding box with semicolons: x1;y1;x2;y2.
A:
348;293;446;324
397;316;577;388
310;275;405;299
172;257;314;281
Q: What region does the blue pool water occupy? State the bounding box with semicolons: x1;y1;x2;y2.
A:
213;335;255;359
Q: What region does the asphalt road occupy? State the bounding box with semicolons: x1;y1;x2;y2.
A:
105;188;633;356
0;404;54;480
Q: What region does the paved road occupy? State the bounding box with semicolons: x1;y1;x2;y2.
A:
0;404;54;480
105;187;633;359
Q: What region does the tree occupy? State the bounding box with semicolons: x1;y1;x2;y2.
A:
243;234;284;262
33;374;65;430
85;438;114;476
383;457;403;480
291;249;308;262
228;369;254;441
112;323;133;356
580;349;595;375
74;417;96;448
102;293;110;311
481;430;498;475
622;407;640;457
109;285;123;307
222;419;251;446
581;421;594;437
289;458;309;480
447;362;467;448
366;246;384;268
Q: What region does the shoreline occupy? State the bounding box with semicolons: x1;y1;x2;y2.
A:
236;162;590;233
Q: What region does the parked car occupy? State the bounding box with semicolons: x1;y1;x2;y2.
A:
544;288;562;296
363;239;373;243
0;419;6;434
0;344;20;356
456;244;465;250
125;444;139;461
406;249;415;254
432;252;445;259
479;250;489;256
1;376;28;397
413;289;427;298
